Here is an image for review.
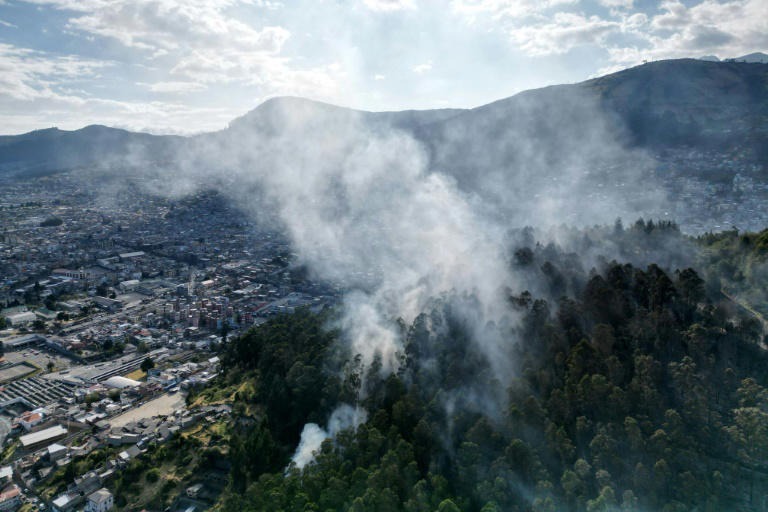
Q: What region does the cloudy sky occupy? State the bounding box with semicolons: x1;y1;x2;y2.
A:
0;0;765;134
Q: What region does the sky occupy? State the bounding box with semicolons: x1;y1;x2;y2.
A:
0;0;765;135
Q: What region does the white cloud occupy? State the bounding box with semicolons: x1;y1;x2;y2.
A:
510;12;620;56
598;0;633;9
20;0;340;93
23;0;269;54
0;19;17;28
451;0;577;22
608;0;768;68
0;42;241;134
451;0;617;55
374;74;386;80
363;0;416;12
142;81;208;93
0;43;109;101
452;0;766;66
412;60;432;73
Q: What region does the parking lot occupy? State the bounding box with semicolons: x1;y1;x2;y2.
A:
107;392;186;429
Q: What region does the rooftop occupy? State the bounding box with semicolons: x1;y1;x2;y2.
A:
19;425;67;447
103;376;142;389
88;488;112;504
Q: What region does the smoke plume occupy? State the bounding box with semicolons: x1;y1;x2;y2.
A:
120;93;670;468
290;404;368;470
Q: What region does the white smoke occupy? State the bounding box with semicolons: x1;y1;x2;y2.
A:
289;404;368;470
118;95;669;470
160;100;518;377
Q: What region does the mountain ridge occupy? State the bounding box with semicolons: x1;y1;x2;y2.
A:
1;57;766;177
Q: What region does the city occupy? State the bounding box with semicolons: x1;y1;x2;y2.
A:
0;171;340;512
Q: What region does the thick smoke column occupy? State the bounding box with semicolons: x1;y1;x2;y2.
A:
290;404;368;470
163;99;517;375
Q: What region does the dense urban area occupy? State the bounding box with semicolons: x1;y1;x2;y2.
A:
0;171;340;512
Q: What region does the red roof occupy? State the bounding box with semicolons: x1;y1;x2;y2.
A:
0;484;20;502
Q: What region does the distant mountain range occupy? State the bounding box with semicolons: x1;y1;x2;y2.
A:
699;52;768;63
1;57;766;180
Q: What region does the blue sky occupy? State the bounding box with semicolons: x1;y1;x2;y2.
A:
0;0;765;134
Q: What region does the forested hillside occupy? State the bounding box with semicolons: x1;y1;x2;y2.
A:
194;223;768;512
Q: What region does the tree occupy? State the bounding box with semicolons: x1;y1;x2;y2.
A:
141;356;155;373
46;361;54;373
96;282;109;297
221;321;230;344
436;499;461;512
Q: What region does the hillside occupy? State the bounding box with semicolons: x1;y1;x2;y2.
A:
583;59;768;148
183;223;768;512
425;58;768;177
0;125;183;178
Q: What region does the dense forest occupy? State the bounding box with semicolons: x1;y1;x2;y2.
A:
196;222;768;512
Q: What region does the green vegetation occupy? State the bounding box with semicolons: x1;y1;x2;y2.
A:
140;356;155;373
161;225;768;511
39;447;122;500
108;423;230;511
698;227;768;320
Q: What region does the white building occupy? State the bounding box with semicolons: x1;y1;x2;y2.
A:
102;376;141;390
4;311;36;327
85;488;113;512
118;279;140;293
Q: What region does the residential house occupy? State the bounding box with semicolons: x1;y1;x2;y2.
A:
85;488;113;512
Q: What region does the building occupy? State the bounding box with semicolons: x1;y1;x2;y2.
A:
118;279;140;293
47;443;67;462
52;269;87;280
0;484;21;512
118;252;145;261
52;492;83;512
18;411;44;431
102;376;141;390
91;296;122;312
19;425;67;450
4;311;36;327
3;334;45;351
85;488;113;512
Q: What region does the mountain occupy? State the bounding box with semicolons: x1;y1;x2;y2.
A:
583;58;768;147
418;58;767;212
226;96;464;134
1;58;766;179
734;52;768;63
0;125;182;178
